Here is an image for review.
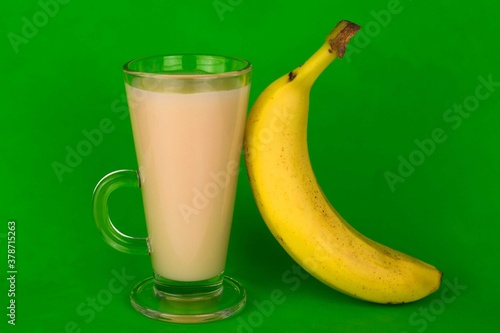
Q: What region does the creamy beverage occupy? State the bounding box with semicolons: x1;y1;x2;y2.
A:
126;82;249;281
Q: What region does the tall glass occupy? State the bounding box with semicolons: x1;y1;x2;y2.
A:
92;54;251;323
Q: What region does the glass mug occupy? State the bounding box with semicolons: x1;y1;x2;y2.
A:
92;54;251;323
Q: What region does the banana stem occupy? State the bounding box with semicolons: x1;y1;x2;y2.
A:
295;20;360;87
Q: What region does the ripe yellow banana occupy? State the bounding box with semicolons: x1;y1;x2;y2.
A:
244;20;442;304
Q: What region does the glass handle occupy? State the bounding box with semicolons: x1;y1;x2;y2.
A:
92;169;149;255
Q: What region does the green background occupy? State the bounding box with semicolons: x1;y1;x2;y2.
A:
2;0;499;332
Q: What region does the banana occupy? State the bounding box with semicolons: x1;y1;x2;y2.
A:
244;20;442;304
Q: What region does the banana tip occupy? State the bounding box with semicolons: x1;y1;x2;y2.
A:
328;20;361;58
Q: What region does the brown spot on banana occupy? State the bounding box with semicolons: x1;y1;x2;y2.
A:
275;235;285;246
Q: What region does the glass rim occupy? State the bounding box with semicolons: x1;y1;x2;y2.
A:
122;54;252;79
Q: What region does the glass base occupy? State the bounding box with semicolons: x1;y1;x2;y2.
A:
130;276;246;323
